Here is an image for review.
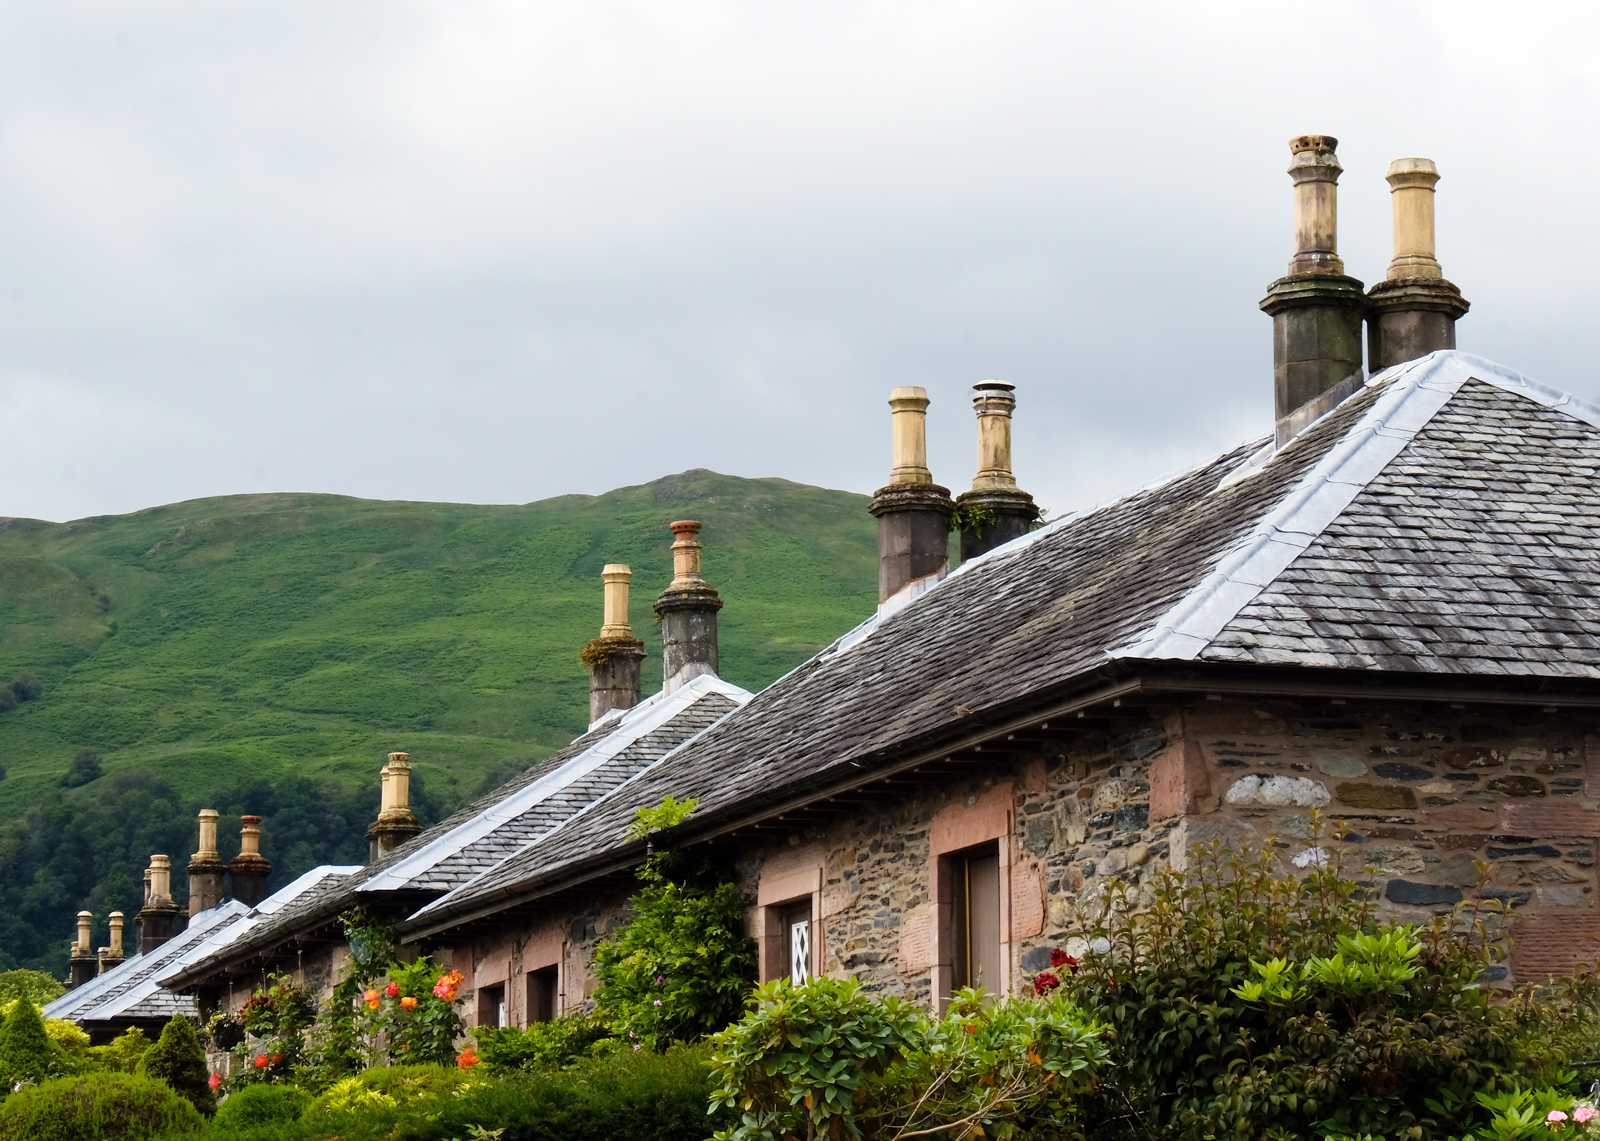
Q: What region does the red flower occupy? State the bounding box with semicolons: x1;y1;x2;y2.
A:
270;1053;282;1065
208;1072;222;1090
253;1054;269;1069
456;1047;480;1069
385;981;400;999
1050;948;1069;967
1032;970;1060;995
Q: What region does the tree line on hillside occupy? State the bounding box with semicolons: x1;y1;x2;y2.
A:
0;764;450;977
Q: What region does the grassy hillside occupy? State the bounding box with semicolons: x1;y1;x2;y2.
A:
0;470;879;971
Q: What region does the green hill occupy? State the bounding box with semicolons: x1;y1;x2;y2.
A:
0;470;879;973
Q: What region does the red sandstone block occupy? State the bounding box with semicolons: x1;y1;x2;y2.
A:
1151;740;1211;821
1500;804;1600;837
1011;863;1044;940
1511;914;1600;982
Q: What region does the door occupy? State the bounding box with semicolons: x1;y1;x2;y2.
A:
951;845;1001;994
780;900;813;984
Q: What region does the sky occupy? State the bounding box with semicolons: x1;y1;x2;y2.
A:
1;2;1597;523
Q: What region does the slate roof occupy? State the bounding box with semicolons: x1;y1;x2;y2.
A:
48;866;356;1025
161;675;749;985
409;351;1600;930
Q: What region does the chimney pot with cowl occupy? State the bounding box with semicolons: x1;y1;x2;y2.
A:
187;808;227;916
583;565;646;722
228;816;273;907
366;753;423;860
1260;135;1367;445
653;522;723;694
136;855;180;954
869;387;955;602
955;382;1038;561
1366;157;1470;369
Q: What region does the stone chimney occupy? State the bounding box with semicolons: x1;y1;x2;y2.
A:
582;565;647;722
97;912;125;975
136;855;179;954
366;753;423;860
68;912;96;989
1260;136;1367;444
228;816;273;908
954;382;1037;561
1366;158;1470;370
653;522;723;694
868;387;954;602
187;809;227;916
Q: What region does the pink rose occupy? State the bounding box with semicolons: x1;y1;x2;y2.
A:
208;1072;222;1090
1575;1107;1598;1124
1551;1111;1570;1126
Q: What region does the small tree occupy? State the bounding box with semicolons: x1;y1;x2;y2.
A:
0;999;73;1091
0;970;65;1008
137;1016;214;1117
592;797;757;1047
61;750;102;788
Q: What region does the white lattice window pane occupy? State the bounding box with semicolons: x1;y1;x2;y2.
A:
789;920;811;985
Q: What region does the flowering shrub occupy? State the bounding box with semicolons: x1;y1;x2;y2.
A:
219;972;315;1090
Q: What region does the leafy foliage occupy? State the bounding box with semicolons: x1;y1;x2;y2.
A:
0;975;62;1010
592;801;757;1047
58;753;99;791
471;1015;611;1071
0;1072;201;1139
1063;816;1600;1141
0;999;75;1093
85;1027;148;1076
211;1082;311;1130
135;1017;213;1118
707;976;1109;1141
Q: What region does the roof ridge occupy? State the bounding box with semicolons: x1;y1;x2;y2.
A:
1112;350;1588;662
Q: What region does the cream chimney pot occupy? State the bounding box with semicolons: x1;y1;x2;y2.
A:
195;809;220;859
600;564;635;638
378;764;394;813
887;387;933;486
1386;157;1443;280
148;855;172;904
667;522;706;589
108;912;124;956
969;383;1018;491
238;816;262;856
75;911;92;954
1287;135;1345;276
386;753;412;811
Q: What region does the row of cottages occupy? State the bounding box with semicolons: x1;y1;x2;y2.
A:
60;135;1600;1044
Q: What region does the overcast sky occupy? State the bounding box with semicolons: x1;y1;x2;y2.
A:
1;2;1596;523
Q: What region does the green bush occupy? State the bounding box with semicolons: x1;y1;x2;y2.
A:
1062;818;1600;1141
134;1019;212;1118
708;977;1107;1141
0;1073;200;1139
59;752;100;790
0;976;63;1010
472;1015;611;1070
85;1028;147;1075
0;1001;76;1091
192;1048;728;1141
211;1083;309;1130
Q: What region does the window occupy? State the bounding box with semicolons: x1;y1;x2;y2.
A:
950;843;1001;993
477;982;506;1028
527;965;558;1024
779;900;813;985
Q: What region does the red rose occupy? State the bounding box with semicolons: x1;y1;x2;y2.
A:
271;1053;282;1064
1032;970;1060;995
208;1072;222;1090
385;981;400;998
1050;948;1069;967
253;1054;268;1068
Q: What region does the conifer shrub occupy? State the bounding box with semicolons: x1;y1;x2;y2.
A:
0;1073;200;1140
211;1083;309;1130
0;1001;75;1092
134;1019;212;1117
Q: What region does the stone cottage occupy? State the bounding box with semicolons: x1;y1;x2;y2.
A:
155;135;1600;1034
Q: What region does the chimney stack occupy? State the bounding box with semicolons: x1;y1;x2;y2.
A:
582;565;647;722
954;382;1038;561
136;855;179;954
868;387;954;602
366;753;423;860
97;911;125;975
1365;158;1470;370
228;816;273;907
1260;136;1367;444
187;809;227;916
68;912;96;989
653;522;723;694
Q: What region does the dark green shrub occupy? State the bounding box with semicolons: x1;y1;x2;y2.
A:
0;976;63;1010
59;753;100;790
211;1083;309;1130
0;1001;75;1091
134;1019;212;1118
6;678;41;704
0;1073;200;1139
1062;819;1600;1141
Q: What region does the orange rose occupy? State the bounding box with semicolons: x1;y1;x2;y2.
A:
400;996;417;1010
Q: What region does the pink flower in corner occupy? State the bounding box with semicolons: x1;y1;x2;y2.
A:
653;999;662;1007
1575;1107;1598;1124
208;1072;221;1090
